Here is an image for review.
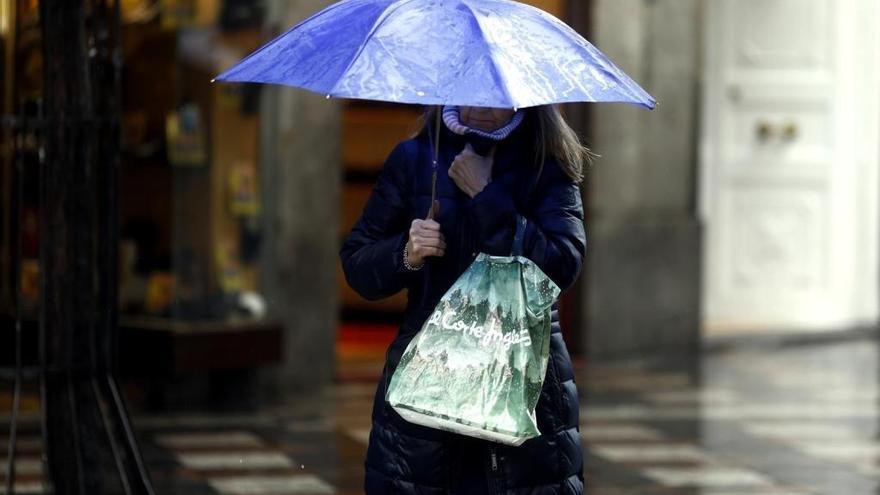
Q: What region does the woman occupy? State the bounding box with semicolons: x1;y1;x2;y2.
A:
339;104;589;494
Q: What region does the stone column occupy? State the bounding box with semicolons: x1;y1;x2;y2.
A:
582;0;703;357
258;0;341;396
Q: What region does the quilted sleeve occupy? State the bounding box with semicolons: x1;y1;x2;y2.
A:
339;141;419;301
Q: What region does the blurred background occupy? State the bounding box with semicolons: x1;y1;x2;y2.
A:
1;0;879;494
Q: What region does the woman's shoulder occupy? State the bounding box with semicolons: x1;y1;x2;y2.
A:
387;137;418;157
381;138;422;179
386;137;423;167
535;154;579;190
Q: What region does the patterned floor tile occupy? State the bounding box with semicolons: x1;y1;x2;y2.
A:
692;491;813;495
155;431;265;449
789;441;880;462
581;423;664;441
703;404;876;421
590;444;709;463
175;451;294;470
802;389;880;402
207;474;334;494
643;388;740;405
0;436;42;452
642;466;774;487
0;481;49;494
133;414;279;430
586;373;693;392
742;421;861;440
584;405;689;421
0;456;43;476
285;418;336;433
587;403;880;423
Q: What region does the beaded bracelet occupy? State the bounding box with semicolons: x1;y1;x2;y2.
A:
402;243;424;271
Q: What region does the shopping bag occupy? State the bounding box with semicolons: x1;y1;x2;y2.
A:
386;215;560;446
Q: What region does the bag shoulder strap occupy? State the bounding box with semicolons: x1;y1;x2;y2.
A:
511;158;545;257
511;214;527;257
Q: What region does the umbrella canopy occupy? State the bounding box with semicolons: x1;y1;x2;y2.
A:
213;0;656;110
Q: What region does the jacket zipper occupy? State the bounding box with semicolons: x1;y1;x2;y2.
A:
488;446;502;494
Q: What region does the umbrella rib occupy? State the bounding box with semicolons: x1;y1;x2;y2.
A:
460;1;515;109
328;0;419;97
533;10;657;108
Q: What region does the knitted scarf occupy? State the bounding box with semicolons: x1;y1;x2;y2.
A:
442;105;524;141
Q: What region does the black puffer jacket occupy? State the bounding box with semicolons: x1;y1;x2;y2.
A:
339;112;586;495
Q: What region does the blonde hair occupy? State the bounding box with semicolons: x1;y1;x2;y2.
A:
415;105;596;184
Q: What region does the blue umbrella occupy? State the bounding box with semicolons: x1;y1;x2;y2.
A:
212;0;656;110
213;0;655;218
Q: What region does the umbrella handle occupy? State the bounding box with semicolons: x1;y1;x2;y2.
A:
427;171;438;220
427;107;441;220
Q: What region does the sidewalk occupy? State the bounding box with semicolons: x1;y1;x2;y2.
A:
3;337;880;494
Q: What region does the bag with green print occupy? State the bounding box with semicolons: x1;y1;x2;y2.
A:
385;214;560;446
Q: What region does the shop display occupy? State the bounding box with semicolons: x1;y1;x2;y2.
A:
165;102;206;166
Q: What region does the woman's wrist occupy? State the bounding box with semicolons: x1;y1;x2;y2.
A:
402;242;424;271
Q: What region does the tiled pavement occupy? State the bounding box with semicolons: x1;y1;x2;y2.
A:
4;337;880;494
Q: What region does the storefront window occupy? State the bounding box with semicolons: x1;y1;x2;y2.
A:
1;1;282;410
118;1;269;322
